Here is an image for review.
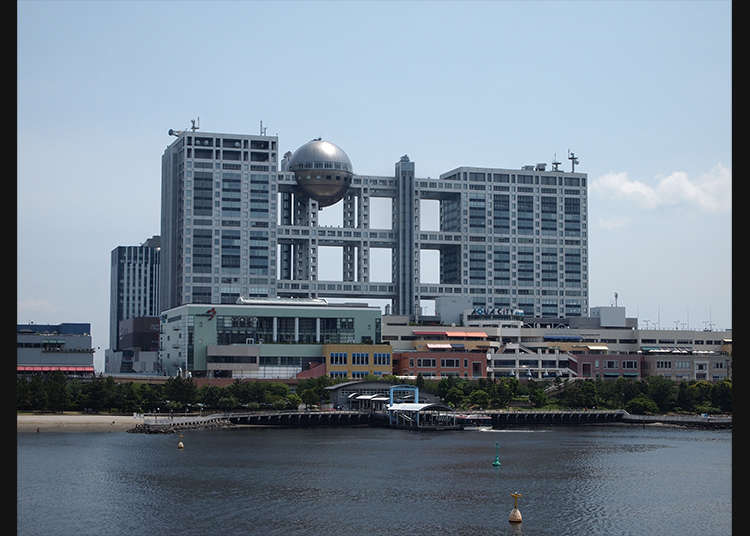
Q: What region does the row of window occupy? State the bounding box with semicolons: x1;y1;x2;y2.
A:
656;361;725;369
329;352;392;365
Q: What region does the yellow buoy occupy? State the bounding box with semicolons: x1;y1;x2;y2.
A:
177;441;184;449
509;492;522;523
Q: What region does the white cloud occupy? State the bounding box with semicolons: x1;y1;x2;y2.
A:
590;163;731;213
597;216;630;230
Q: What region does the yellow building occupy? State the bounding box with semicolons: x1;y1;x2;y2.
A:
323;343;393;379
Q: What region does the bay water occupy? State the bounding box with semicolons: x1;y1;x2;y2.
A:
17;424;732;535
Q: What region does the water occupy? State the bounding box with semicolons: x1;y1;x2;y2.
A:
17;425;732;536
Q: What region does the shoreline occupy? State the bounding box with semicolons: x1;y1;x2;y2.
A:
18;412;730;433
17;413;142;433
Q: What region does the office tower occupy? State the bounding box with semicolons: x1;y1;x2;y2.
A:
160;127;588;320
160;129;280;312
109;236;161;350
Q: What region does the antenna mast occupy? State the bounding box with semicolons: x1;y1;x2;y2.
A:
552;153;561;171
190;117;200;132
568;150;579;172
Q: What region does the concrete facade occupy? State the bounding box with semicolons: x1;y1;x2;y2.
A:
159;299;382;378
17;323;95;377
160;129;589;322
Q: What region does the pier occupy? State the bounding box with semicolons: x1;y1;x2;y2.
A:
131;408;648;432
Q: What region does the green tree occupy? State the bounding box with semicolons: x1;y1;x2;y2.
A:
198;385;223;409
676;381;696;412
469;389;489;408
218;395;239;411
416;373;425;390
301;388;319;408
285;393;302;410
164;377;197;407
711;380;732;413
492;379;514;408
445;386;464;407
16;378;32;410
626;395;659;415
44;372;70;412
529;388;548;408
646;376;675;413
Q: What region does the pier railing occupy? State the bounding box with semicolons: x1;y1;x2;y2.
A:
135;408;730;432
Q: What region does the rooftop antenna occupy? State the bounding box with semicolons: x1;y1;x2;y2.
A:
568;149;579;172
260;120;267;136
614;292;618;307
169;118;193;137
190;117;200;132
552;153;561;171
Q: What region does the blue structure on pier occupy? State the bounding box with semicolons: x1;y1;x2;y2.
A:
389;384;419;405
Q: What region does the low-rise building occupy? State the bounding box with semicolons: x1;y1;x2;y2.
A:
159;298;383;379
17;323;95;378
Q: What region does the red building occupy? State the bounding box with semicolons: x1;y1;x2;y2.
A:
393;350;487;379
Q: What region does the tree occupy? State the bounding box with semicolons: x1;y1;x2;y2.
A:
469;389;489;408
285;393;302;410
492;379;514;408
416;373;425;390
529;388;548;408
218;395;239;411
711;381;732;413
301;388;319;408
445;386;464;407
198;385;223;409
45;372;70;412
676;381;696;412
626;395;659;415
164;377;197;407
646;376;675;413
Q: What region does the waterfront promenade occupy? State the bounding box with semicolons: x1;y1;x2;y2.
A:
18;409;731;433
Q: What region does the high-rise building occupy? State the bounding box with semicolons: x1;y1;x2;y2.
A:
160;127;588;320
108;236;161;350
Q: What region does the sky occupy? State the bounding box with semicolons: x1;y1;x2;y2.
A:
17;0;732;372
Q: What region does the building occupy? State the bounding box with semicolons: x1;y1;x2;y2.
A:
323;343;393;379
17;323;95;378
104;317;162;375
159;298;383;378
109;236;161;350
325;380;441;411
381;306;731;382
159;127;589;321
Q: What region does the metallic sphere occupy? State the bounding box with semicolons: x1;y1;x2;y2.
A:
289;138;353;207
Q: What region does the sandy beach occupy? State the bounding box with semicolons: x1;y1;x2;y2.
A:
17;413;142;433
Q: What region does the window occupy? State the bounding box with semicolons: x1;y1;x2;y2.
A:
330;352;347;365
605;360;618;369
417;358;436;368
656;360;672;369
352;352;369;365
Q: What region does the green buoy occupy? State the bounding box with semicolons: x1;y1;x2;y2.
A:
492;441;501;467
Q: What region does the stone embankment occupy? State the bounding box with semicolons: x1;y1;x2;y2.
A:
128;413;234;433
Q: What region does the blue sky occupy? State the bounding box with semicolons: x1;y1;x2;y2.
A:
17;0;732;370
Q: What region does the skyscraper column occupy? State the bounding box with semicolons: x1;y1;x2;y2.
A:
394;155;418;319
343;192;356;281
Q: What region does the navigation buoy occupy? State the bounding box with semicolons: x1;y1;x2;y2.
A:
177;441;184;449
492;442;501;467
509;492;522;523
